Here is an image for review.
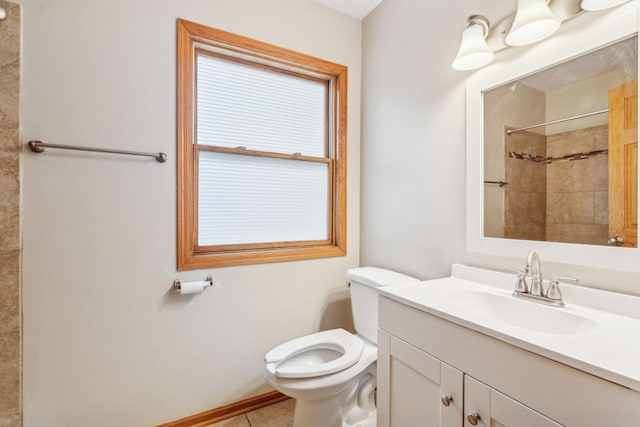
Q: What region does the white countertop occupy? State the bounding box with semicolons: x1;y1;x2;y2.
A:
378;264;640;392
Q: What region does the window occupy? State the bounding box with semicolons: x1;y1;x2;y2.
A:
177;19;347;269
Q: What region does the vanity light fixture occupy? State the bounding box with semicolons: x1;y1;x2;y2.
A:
452;0;632;71
451;15;495;71
581;0;631;11
504;0;561;46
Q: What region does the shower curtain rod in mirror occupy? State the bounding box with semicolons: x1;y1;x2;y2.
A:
506;108;609;136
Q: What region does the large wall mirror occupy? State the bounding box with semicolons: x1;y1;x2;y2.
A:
483;37;637;247
466;3;640;271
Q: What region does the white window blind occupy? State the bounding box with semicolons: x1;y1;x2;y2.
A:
198;151;329;246
197;53;327;157
195;52;332;248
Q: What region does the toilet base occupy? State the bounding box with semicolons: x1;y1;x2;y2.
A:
292;369;376;427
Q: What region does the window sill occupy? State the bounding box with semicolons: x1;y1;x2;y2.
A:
178;244;346;270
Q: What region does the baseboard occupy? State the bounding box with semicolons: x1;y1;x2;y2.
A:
157;390;290;427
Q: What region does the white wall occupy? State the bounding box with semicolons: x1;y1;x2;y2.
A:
21;1;361;425
361;0;640;294
361;0;510;279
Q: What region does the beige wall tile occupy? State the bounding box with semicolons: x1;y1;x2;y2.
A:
504;224;545;241
546;135;563;158
546;223;608;245
0;60;19;119
546;224;575;243
545;125;609;246
0;2;21;423
0;3;19;69
0;175;20;252
547;125;607;157
529;192;546;224
484;186;505;238
0;1;20;148
0;250;19;335
507;130;546;158
547;192;594;225
505;191;545;229
546;161;574;193
505;191;528;226
0;414;20;427
0;332;20;417
573;156;608;192
504;157;522;192
507;160;546;194
594;191;609;225
546;126;609;196
573;224;609;246
592;124;609;150
505;132;546;191
0;0;20;254
0;94;20;170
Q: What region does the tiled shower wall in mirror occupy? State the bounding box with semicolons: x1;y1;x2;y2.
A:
545;125;609;244
504;125;609;245
504;129;547;241
0;1;22;426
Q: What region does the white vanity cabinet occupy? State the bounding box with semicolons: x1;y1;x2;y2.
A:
378;329;560;427
377;294;640;427
377;330;463;426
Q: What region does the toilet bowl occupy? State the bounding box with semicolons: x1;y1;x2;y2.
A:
263;267;420;427
265;329;364;379
265;335;377;427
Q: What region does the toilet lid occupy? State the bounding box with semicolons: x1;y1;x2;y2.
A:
264;329;364;379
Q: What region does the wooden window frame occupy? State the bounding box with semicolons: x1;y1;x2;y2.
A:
177;19;347;270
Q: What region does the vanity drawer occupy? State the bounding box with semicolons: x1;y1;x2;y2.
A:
379;296;640;427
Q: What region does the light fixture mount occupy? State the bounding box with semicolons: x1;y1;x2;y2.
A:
467;15;490;37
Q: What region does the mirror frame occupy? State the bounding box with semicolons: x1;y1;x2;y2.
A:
466;3;640;271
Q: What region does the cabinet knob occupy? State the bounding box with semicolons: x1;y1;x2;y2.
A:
467;412;481;425
440;394;453;406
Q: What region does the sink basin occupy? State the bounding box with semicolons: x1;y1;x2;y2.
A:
447;291;599;335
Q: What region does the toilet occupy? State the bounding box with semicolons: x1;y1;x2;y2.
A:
264;267;420;427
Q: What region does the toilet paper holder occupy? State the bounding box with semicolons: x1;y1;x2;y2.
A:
173;276;213;292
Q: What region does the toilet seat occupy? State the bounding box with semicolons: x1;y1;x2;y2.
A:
264;329;364;379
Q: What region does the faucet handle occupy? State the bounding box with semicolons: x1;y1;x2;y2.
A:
504;267;528;294
547;276;578;301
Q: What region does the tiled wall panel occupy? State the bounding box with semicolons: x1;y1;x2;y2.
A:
0;1;21;426
546;125;609;245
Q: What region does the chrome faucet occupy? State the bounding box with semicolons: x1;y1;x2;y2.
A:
524;251;544;297
509;251;578;307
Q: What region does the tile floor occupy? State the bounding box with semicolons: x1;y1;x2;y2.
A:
206;398;295;427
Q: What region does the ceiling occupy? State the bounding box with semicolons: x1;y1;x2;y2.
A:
313;0;384;19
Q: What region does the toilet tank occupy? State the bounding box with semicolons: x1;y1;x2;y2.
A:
347;267;419;344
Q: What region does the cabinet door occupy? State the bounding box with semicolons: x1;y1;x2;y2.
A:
464;376;563;427
377;330;463;427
